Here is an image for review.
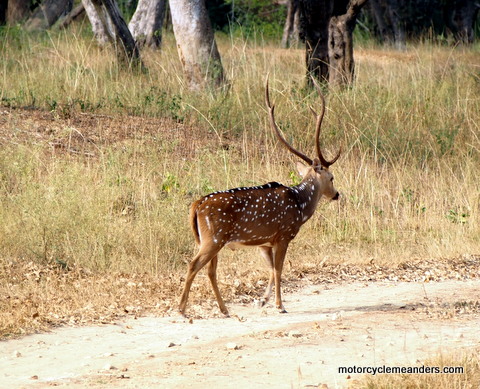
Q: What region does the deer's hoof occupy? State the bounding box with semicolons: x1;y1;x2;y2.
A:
254;298;267;308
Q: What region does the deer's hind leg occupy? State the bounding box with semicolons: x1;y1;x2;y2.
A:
179;244;221;316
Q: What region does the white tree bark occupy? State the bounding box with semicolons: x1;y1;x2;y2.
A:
169;0;225;90
82;0;143;68
128;0;166;49
82;0;113;46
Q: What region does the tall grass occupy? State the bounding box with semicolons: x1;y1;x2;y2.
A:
0;25;479;274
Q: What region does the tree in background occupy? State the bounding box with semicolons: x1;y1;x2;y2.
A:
0;2;6;25
298;0;331;85
444;0;479;44
82;0;143;68
82;0;113;46
298;0;368;88
281;0;300;48
128;0;166;49
24;0;73;31
170;0;225;90
364;0;480;46
328;0;368;86
1;0;478;91
4;0;31;25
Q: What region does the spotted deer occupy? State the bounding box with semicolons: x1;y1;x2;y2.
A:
179;78;341;316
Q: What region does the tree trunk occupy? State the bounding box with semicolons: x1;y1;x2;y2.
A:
83;0;143;68
298;0;333;86
59;3;85;29
328;0;368;87
99;0;141;66
385;0;405;49
24;0;73;31
169;0;225;90
368;0;394;44
0;1;7;25
292;7;301;47
298;0;368;88
281;0;300;48
445;0;480;44
6;0;31;24
82;0;113;46
128;0;167;49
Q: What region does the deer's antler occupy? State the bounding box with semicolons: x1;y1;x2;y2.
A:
310;77;341;168
265;76;313;165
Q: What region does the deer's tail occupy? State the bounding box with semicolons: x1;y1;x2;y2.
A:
189;199;202;245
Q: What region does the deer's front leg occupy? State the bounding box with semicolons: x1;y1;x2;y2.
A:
207;255;229;316
273;242;289;313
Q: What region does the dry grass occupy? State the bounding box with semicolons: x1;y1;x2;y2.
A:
0;26;479;342
357;351;480;388
0;260;180;339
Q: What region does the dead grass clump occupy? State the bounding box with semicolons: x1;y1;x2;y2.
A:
358;351;480;388
302;255;480;284
0;260;181;340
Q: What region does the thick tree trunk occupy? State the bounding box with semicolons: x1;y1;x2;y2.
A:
6;0;31;24
328;0;368;87
169;0;225;90
298;0;333;86
24;0;73;31
128;0;166;49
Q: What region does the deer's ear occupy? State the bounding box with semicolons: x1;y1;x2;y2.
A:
296;161;310;178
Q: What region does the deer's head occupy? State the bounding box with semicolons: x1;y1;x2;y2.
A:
265;77;340;201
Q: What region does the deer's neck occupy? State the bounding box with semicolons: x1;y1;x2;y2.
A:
292;177;322;223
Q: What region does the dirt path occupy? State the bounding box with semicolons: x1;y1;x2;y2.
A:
2;279;479;389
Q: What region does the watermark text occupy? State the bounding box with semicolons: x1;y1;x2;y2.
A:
338;365;464;376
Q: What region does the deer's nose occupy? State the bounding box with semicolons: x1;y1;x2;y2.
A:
332;192;340;201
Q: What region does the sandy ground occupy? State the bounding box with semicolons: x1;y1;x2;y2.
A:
1;279;479;389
